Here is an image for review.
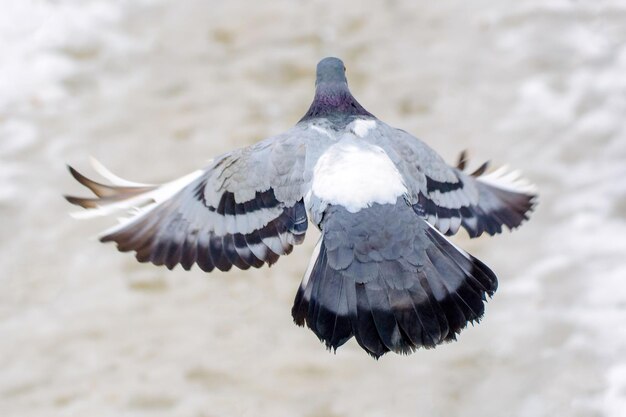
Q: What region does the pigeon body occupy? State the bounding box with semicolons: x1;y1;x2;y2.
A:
66;57;536;358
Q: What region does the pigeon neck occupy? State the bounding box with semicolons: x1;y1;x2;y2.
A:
299;82;374;123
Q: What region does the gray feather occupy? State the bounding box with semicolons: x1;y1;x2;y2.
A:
291;198;498;358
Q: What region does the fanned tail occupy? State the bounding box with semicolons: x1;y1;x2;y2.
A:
292;199;497;358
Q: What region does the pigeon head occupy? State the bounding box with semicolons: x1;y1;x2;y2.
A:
315;57;347;86
300;57;373;123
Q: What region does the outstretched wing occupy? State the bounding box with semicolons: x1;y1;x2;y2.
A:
374;125;537;237
406;146;537;238
65;125;332;271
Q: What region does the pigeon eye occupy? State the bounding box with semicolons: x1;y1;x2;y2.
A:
343;66;346;72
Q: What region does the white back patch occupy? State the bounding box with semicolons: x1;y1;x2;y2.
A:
311;140;407;212
350;119;377;138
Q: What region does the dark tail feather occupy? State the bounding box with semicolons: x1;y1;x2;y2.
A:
293;242;355;353
292;202;498;359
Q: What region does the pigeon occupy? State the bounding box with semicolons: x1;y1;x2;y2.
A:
65;57;537;358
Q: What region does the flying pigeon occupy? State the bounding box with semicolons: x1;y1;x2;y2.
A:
65;57;536;358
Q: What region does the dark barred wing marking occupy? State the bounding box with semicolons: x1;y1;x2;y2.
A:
416;152;537;237
101;193;307;271
65;125;336;272
65;161;308;272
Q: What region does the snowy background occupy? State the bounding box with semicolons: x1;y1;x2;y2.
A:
1;0;625;416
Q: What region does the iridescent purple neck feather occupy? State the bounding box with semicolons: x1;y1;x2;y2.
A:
299;57;374;124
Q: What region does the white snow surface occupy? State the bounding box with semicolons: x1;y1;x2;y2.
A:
1;1;626;416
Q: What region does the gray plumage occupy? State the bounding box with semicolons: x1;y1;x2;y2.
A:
66;56;536;358
292;199;497;356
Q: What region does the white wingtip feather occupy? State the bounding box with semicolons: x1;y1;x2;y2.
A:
69;195;156;219
477;165;537;194
97;202;160;239
71;165;204;231
93;168;204;238
89;157;153;187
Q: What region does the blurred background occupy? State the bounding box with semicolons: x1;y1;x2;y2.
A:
1;0;625;416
